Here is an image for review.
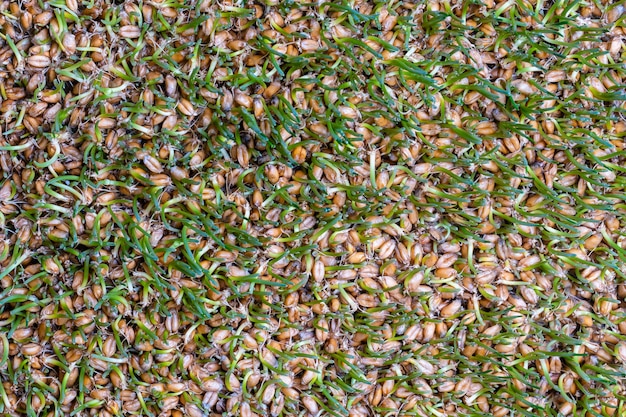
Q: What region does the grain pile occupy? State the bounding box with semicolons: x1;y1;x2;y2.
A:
1;0;626;416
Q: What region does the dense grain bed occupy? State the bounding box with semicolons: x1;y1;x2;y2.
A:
0;0;625;416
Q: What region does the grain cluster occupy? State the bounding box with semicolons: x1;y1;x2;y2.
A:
0;0;625;416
